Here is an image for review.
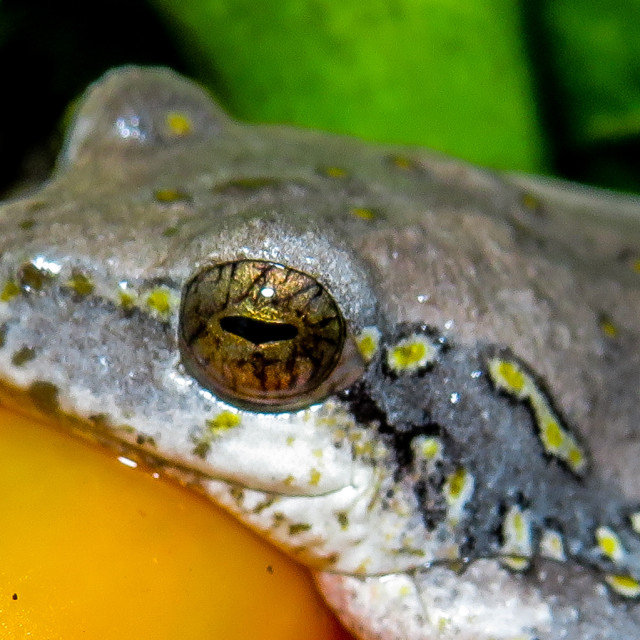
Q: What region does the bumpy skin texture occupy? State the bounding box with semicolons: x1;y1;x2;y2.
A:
1;67;640;639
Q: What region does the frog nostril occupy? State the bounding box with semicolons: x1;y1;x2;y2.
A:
219;316;298;345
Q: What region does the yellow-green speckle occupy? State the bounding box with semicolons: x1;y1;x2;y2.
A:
191;412;241;458
66;271;94;297
386;334;437;373
206;411;242;434
596;526;626;563
630;512;640;535
252;497;276;514
117;283;137;310
336;511;349;530
488;358;527;397
154;188;191;204
162;226;180;237
599;315;619;339
443;466;474;526
322;166;348;179
421;436;442;460
521;192;542;213
500;505;533;571
388;154;419;171
356;326;381;362
351;207;376;220
539;528;566;562
309;468;322;486
289;522;312;535
146;287;175;318
1;280;20;302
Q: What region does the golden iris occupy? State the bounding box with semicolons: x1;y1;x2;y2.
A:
179;260;347;410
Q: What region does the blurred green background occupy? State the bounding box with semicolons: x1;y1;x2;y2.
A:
1;0;639;194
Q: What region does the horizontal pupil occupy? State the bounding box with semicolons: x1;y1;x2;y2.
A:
219;315;298;345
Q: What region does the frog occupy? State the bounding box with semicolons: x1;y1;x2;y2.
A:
1;66;639;640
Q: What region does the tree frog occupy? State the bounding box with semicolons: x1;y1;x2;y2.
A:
1;67;639;640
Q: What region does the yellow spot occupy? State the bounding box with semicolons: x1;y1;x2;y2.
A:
512;511;525;539
633;259;640;274
283;475;295;487
604;574;640;598
386;334;436;373
356;326;381;362
312;449;323;458
206;411;241;434
540;529;566;561
351;207;376;220
166;111;192;136
541;417;564;450
445;468;466;500
286;435;295;446
421;437;442;460
323;166;348;178
501;556;531;572
154;188;190;203
66;271;94;296
146;288;173;316
630;512;640;534
521;192;541;211
0;280;20;302
118;290;137;309
398;585;412;597
596;526;625;562
389;154;417;170
501;505;532;569
489;358;527;396
567;446;585;472
599;316;619;338
444;467;474;526
309;468;321;486
354;559;370;574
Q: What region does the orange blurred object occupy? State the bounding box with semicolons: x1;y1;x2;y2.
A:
0;406;353;640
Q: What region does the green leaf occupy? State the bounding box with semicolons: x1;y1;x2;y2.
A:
539;0;640;145
149;0;546;172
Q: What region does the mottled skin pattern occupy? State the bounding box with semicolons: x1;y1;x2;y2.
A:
0;67;639;639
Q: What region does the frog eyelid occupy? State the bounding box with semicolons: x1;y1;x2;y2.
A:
59;66;227;168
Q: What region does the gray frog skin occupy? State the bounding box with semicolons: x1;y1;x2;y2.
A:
1;67;640;640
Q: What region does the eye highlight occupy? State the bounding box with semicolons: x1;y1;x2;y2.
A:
179;260;352;410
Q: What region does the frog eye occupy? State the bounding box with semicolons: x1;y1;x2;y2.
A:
179;260;361;411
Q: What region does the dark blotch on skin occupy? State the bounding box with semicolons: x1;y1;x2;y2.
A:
18;263;54;291
338;379;440;470
28;381;60;416
11;346;36;366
